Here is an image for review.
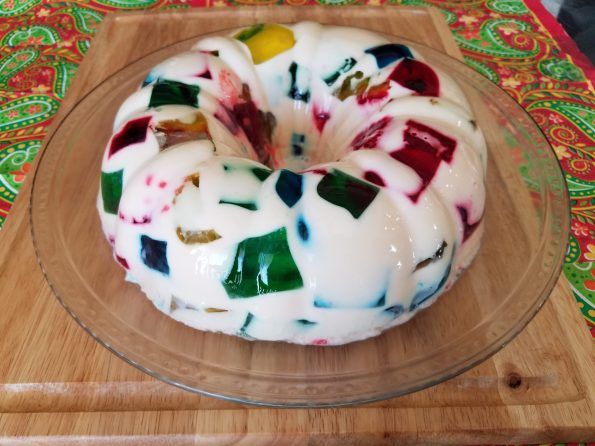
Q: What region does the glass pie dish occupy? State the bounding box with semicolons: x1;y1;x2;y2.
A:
30;31;569;407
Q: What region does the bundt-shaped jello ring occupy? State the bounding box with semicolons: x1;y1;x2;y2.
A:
98;22;486;345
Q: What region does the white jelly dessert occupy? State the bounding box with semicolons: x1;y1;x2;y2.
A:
98;22;486;345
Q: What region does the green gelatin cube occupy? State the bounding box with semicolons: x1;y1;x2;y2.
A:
296;319;317;326
234;24;264;42
222;164;271;182
149;80;200;108
222;227;303;298
324;57;357;86
251;166;272;182
218;199;258;211
316;169;379;219
101;169;123;215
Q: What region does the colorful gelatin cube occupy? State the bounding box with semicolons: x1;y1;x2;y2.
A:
288;62;310;102
140;235;170;275
109;116;151;158
238;312;255;338
457;206;482;242
148;80;200;108
391;120;456;202
389;58;439;97
296;216;309;242
205;307;228;313
234;24;296;65
316;169;380;219
357;80;391;105
115;254;129;270
409;263;451;311
188;172;200;188
197;69;212;79
142;69;158;87
222;228;304;298
296;319;317;326
251;166;273;182
222;163;272;182
313;105;331;132
218;199;258;211
221;84;277;166
154;112;210;149
373;294;386;307
291;133;306;156
101;169;123;215
324;57;357;86
365;43;413;69
414;241;447;271
275;169;303;208
335;71;369;101
176;227;221;244
313;296;332;308
351;116;392;150
234;24;265;42
363;171;386;187
384;304;404;317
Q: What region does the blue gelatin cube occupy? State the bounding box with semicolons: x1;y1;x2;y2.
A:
140;235;170;275
365;44;413;69
276;169;303;208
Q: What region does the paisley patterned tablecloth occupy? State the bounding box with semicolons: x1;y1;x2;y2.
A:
0;0;593;336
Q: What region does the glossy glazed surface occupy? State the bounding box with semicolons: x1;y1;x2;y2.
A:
97;23;486;344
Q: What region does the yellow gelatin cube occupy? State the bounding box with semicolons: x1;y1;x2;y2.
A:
176;227;221;244
234;24;296;65
205;307;228;313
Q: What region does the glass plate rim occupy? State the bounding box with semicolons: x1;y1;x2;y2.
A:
29;26;570;407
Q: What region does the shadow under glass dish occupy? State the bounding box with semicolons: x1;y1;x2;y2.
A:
30;30;569;407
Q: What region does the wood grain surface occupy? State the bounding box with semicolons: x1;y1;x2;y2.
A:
0;6;593;444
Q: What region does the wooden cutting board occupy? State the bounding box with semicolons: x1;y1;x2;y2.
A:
0;6;593;444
